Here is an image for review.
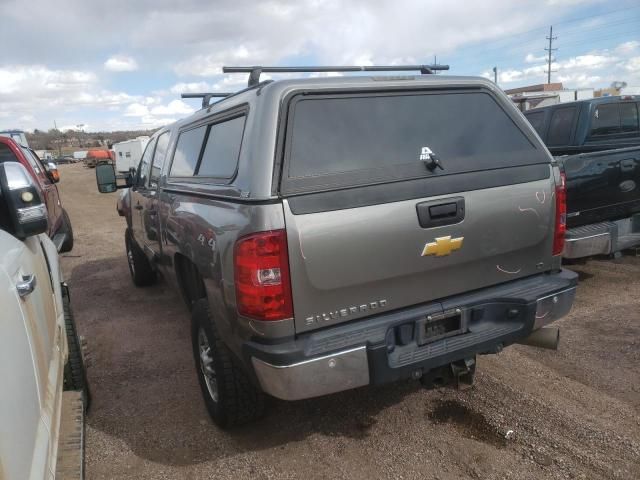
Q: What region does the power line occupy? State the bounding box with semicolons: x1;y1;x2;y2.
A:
558;28;640;48
452;18;639;65
545;25;558;84
452;24;639;72
450;5;640;56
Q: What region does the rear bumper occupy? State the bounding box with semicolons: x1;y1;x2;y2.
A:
564;215;640;259
246;269;578;401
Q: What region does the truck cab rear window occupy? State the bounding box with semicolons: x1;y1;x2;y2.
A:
621;103;639;133
547;107;576;146
283;91;544;193
525;111;546;139
590;104;620;136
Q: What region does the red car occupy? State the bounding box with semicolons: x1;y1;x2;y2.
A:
0;136;74;252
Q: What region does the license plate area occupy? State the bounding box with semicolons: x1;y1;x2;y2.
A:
416;308;466;346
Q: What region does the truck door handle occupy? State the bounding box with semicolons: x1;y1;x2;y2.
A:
134;204;143;210
620;159;635;172
429;202;458;218
17;274;37;297
416;197;465;228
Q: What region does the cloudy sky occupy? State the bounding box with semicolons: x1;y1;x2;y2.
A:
0;0;639;132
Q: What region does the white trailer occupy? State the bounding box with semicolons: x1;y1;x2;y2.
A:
113;137;149;173
35;150;55;161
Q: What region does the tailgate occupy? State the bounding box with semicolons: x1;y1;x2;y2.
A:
279;87;555;333
561;146;640;228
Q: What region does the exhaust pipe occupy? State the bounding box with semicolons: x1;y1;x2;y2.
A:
516;326;560;350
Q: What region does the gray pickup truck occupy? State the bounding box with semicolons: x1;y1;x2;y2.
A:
96;66;578;427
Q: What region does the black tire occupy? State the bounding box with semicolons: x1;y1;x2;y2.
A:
125;228;156;286
62;286;91;411
59;208;74;253
191;299;265;427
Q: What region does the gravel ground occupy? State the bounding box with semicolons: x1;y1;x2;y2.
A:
57;164;640;480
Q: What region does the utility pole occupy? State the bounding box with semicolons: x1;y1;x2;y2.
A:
492;66;498;85
54;120;61;158
545;25;557;84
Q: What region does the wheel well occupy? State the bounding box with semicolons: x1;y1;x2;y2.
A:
174;254;206;307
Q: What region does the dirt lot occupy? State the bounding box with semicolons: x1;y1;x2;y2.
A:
57;164;640;480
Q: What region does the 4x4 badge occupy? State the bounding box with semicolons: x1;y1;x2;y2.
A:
421;236;464;257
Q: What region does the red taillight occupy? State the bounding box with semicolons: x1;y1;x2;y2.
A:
553;172;567;256
234;230;293;321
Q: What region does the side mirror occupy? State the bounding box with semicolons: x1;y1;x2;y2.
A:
96;163;117;193
46;162;60;183
127;167;136;187
0;162;49;239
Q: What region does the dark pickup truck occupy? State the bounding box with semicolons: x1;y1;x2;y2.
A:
524;95;640;156
524;97;640;258
559;146;640;258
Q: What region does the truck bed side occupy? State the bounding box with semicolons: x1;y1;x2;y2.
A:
559;146;640;228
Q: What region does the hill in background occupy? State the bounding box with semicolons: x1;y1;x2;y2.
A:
26;128;158;153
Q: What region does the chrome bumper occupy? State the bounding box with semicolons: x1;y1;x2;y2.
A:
563;216;640;259
533;286;576;329
563;231;612;258
252;346;369;401
252;285;577;401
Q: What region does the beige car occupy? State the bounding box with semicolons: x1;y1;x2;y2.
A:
0;161;88;479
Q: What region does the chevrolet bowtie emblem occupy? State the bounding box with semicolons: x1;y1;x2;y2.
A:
421;235;464;257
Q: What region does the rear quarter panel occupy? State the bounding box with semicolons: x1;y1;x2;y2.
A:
157;186;286;356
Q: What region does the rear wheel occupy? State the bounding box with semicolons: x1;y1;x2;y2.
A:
125;229;156;286
191;299;265;427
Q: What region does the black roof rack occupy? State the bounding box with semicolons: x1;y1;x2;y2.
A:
223;65;450;87
181;92;233;109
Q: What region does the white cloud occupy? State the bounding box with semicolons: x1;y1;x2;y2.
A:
485;41;640;88
139;115;177;128
556;73;602;87
0;65;96;95
169;81;214;94
561;54;616;70
149;100;194;116
124;103;150;117
104;55;138;72
625;57;640;73
525;53;547;63
173;45;258;77
615;41;640;55
0;0;636;131
123;100;193;131
0;65;136;108
0;64;141;130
